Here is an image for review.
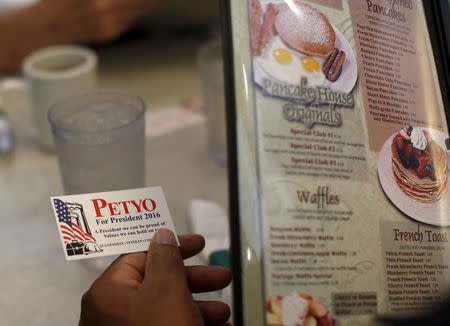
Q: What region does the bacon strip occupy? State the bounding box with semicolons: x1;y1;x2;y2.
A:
322;48;339;75
250;0;263;55
256;3;278;56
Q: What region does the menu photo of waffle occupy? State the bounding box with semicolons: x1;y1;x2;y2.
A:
249;0;358;94
266;292;337;326
378;126;450;226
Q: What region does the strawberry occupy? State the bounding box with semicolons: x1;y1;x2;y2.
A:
418;156;431;166
403;143;414;160
413;149;421;163
417;165;427;178
395;135;405;151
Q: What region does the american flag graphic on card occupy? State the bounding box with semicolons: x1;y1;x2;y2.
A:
53;199;102;257
51;187;178;260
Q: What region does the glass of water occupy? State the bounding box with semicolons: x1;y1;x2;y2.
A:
48;89;145;195
48;90;145;273
197;40;227;167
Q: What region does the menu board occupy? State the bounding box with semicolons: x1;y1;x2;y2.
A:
222;0;450;325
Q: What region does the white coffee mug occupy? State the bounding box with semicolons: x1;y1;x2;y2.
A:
0;45;97;150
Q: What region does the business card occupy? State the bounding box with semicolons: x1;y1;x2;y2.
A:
50;187;178;261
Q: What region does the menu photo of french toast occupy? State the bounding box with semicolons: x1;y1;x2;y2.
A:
249;0;356;92
391;126;448;203
266;292;337;326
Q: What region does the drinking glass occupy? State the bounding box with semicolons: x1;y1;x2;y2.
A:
48;89;146;272
197;40;227;166
48;89;145;195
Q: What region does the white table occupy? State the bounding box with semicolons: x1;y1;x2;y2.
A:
0;37;228;325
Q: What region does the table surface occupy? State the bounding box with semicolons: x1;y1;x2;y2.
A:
0;36;229;325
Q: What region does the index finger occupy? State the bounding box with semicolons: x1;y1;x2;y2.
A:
179;234;205;260
99;234;205;284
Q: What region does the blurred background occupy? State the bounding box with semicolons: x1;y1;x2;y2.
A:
0;0;220;24
0;0;230;325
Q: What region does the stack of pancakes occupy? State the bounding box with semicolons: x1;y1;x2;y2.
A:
250;0;336;57
274;1;336;56
392;139;448;203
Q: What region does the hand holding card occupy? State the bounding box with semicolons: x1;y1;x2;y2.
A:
79;229;232;326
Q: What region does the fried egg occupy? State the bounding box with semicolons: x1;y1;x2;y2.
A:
255;36;325;87
302;57;320;72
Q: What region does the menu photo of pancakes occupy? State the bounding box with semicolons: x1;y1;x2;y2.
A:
250;0;358;94
378;126;450;226
266;292;337;326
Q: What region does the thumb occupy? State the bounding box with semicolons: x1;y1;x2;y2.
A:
141;229;204;325
143;228;190;295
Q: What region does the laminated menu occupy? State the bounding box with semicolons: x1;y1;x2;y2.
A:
222;0;450;325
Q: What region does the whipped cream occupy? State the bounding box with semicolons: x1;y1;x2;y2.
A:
411;128;427;150
282;293;309;325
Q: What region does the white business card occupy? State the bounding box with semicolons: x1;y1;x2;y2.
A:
50;187;178;261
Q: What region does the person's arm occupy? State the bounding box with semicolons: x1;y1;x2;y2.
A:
0;4;55;72
0;0;162;72
79;229;232;326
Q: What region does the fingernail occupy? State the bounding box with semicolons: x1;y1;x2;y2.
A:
153;228;177;246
